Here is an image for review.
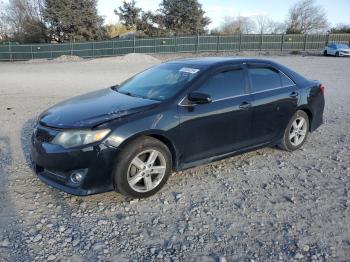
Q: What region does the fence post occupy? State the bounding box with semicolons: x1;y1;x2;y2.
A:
9;42;13;61
174;36;178;53
92;42;95;58
260;33;263;51
154;38;157;54
281;34;284;52
195;34;200;53
133;36;136;53
304;34;307;51
216;35;220;52
70;42;73;56
50;44;53;59
112;40;115;56
326;34;330;46
31;45;34;60
239;34;242;52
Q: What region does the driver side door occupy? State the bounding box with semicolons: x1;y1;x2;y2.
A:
177;65;253;165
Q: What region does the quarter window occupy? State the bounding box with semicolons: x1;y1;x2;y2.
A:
249;67;281;93
197;69;246;100
281;73;295;87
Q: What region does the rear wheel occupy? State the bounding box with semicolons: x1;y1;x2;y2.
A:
323;50;327;56
113;136;172;198
279;110;309;151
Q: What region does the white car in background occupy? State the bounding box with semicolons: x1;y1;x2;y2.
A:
324;43;350;57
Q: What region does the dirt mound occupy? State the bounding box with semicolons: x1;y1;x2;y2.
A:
54;55;83;62
118;53;161;64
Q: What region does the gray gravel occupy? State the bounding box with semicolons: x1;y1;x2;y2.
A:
0;53;349;261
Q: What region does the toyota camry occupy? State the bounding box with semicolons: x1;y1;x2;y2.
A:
30;57;325;198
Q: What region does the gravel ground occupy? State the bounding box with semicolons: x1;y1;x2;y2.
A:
0;53;349;262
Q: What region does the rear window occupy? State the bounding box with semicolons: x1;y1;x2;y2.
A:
249;67;281;93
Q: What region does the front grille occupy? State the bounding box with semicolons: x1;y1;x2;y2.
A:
43;169;67;182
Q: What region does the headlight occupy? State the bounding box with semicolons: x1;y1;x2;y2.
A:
52;129;110;149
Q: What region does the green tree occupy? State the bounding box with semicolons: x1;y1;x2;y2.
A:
137;11;165;37
43;0;105;42
158;0;210;35
114;0;141;31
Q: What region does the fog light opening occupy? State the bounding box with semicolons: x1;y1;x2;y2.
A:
70;172;84;184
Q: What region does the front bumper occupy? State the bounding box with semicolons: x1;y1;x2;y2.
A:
30;127;118;196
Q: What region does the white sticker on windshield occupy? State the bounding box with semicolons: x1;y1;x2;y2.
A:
179;67;200;74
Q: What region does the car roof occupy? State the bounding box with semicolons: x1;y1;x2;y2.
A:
166;57;276;68
165;56;310;86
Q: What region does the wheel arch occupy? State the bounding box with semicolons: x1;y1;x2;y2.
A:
117;131;179;171
297;106;313;131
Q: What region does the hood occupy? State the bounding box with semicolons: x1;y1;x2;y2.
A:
39;88;160;128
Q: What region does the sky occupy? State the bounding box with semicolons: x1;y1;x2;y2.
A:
98;0;350;29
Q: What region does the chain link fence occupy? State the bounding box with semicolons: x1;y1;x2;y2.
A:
0;34;349;61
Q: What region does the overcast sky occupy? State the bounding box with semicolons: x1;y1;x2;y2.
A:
98;0;350;29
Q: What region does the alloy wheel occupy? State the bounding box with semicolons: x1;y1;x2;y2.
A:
127;149;166;193
289;117;307;147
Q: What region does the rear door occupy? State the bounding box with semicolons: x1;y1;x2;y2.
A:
247;63;299;145
178;65;253;164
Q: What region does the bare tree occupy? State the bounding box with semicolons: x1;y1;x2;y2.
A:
2;0;47;42
286;0;328;34
0;1;10;40
255;15;270;34
220;16;256;34
268;21;287;34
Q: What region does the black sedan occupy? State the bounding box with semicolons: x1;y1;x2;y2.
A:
30;57;325;198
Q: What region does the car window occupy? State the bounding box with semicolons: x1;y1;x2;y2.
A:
335;44;349;49
281;73;295;87
197;69;246;100
117;63;202;101
249;67;281;93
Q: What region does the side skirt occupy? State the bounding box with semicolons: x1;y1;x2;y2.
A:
178;141;274;171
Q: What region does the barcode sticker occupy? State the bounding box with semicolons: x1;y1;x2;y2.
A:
179;67;200;74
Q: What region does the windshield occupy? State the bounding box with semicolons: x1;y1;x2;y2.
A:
335;44;349;49
116;63;201;101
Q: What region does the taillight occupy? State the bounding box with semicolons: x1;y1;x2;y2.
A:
319;84;325;94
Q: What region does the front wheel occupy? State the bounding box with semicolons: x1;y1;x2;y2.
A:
336;51;340;57
279;110;309;151
113;136;172;198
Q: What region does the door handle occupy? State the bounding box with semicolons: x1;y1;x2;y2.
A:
289;92;299;98
239;102;252;110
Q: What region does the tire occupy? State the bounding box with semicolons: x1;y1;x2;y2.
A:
279;110;309;151
323;50;327;56
336;51;340;57
113;136;172;198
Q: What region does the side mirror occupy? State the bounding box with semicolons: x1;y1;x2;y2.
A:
188;92;212;104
